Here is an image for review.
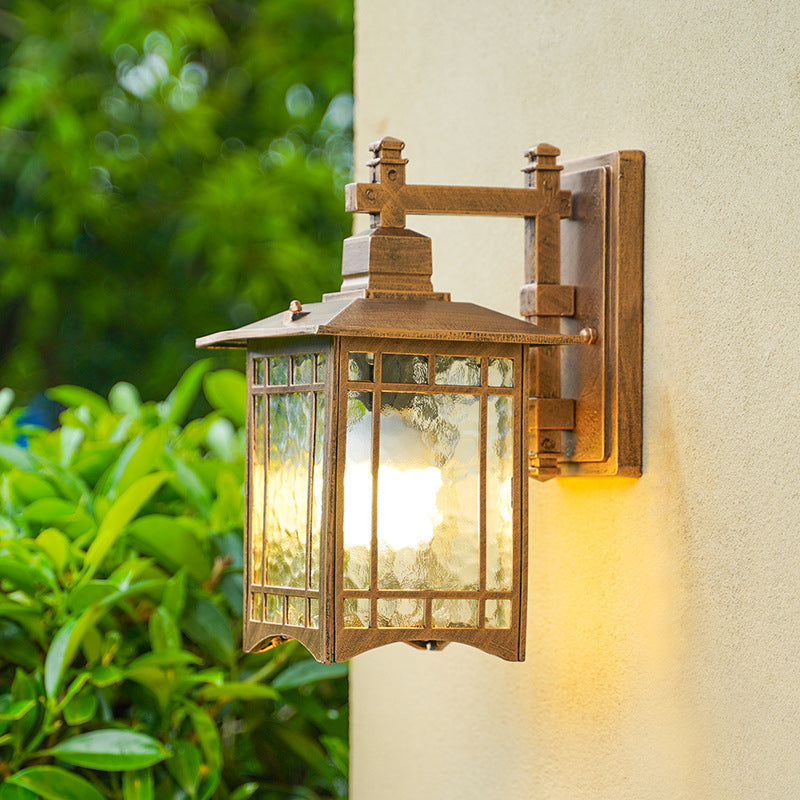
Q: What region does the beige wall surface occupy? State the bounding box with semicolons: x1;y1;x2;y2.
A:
349;2;800;798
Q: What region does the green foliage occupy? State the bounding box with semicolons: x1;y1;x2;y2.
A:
0;0;353;400
0;368;348;799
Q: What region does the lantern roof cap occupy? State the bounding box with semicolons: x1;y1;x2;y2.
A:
195;295;583;349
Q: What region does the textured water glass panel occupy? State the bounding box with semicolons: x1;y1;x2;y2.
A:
377;392;480;590
434;356;481;386
250;395;266;585
265;594;283;624
377;598;424;628
292;354;313;385
254;359;266;386
250;592;263;622
348;352;374;382
486;396;514;591
287;596;306;626
309;599;320;629
344;598;370;628
382;353;428;384
315;352;327;382
488;357;513;387
343;392;372;589
485;599;511;629
310;393;325;588
266;393;310;588
269;356;289;385
432;599;478;628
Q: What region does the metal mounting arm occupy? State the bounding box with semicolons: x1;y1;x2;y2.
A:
344;137;643;479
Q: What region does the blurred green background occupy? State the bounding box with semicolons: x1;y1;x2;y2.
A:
0;0;353;403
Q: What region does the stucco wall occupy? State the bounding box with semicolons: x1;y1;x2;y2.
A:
349;2;800;798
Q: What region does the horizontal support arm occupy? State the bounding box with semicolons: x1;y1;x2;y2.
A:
345;182;571;225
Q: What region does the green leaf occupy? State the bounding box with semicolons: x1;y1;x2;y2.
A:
109;382;141;415
101;426;169;499
81;472;169;582
183;701;221;800
5;766;105;800
36;528;71;572
0;557;51;595
126;515;210;582
123;769;154;800
0;387;14;418
47;729;169;771
229;784;259;800
21;497;77;524
59;426;84;467
47;386;110;419
182;596;234;665
0;698;35;721
163;360;213;425
166;739;202;798
0;782;38;800
0;443;35;471
272;659;348;690
162;569;187;618
44;610;99;698
198;682;278;702
148;606;181;652
63;688;98;726
203;370;246;427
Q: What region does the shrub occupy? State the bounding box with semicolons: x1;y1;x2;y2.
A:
0;363;348;800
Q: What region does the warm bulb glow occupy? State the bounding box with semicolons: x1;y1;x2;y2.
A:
342;462;444;551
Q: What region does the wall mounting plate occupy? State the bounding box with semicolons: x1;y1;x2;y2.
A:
557;150;644;477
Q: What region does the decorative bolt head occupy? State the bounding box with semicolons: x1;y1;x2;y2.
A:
289;300;302;314
580;327;598;344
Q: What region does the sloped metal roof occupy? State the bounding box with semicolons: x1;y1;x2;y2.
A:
195;296;583;349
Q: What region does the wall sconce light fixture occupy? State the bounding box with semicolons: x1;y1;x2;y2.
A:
197;137;644;662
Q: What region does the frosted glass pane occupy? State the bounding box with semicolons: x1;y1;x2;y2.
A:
488;357;513;387
487;396;514;590
432;599;478;628
287;596;306;626
377;392;479;590
310;392;325;588
315;352;327;382
250;395;265;585
344;598;370;628
251;592;263;622
343;392;372;589
266;393;310;588
348;352;374;382
382;353;428;384
254;359;265;386
292;354;313;384
377;598;424;628
485;599;511;629
309;599;320;629
265;594;282;624
434;356;480;386
269;356;288;385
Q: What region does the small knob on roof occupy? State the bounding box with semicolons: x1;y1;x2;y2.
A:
288;300;302;314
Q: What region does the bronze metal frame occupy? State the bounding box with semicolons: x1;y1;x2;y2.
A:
197;136;644;663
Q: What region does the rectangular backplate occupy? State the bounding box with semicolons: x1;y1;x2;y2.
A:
556;150;644;477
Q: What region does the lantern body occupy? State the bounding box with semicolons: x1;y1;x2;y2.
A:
235;313;531;662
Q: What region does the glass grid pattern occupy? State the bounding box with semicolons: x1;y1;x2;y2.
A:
247;352;326;630
341;346;518;631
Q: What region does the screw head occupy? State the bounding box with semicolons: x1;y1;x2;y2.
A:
289;300;302;314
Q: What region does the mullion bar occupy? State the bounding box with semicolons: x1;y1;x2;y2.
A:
479;356;488;628
341;589;513;599
259;382;326;394
345;380;512;396
250;585;319;598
